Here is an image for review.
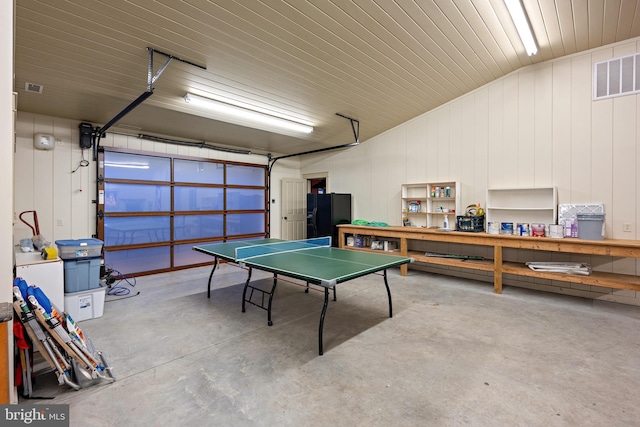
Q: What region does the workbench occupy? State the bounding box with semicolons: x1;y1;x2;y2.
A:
338;224;640;294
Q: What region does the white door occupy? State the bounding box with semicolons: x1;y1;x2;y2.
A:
281;178;307;240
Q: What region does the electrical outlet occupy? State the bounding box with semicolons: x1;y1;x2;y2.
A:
56;138;63;146
623;223;632;232
57;218;63;226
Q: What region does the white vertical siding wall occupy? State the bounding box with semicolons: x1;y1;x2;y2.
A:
13;112;300;246
3;0;16;403
301;37;640;306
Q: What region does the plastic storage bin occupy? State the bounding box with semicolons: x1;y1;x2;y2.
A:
55;238;103;260
63;257;101;293
64;287;106;322
577;214;605;240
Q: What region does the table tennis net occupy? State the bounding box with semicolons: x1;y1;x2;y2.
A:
235;237;331;260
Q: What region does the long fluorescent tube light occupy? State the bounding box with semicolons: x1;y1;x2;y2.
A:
138;133;252;155
184;93;313;134
504;0;538;56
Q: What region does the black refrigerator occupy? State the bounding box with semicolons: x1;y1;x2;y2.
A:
307;193;352;247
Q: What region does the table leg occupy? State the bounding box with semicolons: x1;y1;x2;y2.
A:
399;238;409;276
494;246;503;294
305;281;336;301
241;267;253;313
266;274;278;326
206;255;219;298
318;287;329;355
383;269;393;318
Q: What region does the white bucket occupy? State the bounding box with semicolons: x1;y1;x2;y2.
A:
500;222;513;235
548;224;564;238
516;223;530;236
531;223;545;237
487;222;499;235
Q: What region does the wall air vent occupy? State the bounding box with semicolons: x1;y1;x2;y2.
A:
594;53;640;100
25;82;43;94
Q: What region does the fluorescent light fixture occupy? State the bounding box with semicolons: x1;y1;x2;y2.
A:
184;93;313;134
505;0;538;56
138;133;252;155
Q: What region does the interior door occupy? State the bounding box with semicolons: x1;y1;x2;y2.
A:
281;178;306;240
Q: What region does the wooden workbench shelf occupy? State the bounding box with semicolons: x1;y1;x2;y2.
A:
342;246;397;255
502;262;640;290
338;224;640;294
408;250;495;272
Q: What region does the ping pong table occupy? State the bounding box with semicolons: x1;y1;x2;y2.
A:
193;237;413;355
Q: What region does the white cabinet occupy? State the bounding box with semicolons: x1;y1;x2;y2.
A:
486;187;557;225
402;182;460;229
15;249;65;311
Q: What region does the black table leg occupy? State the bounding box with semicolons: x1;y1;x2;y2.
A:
266;274;278;326
305;282;336;301
383;269;393;318
318;286;329;355
241;267;253;313
206;255;219;298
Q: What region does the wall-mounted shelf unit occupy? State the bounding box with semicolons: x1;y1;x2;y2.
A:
402;182;461;229
486;187;557;225
401;183;428;227
401;181;462;230
426;181;460;229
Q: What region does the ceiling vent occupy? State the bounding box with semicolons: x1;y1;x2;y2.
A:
594;53;640;100
24;82;43;94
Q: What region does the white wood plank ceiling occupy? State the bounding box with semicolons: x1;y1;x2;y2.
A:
14;0;640;156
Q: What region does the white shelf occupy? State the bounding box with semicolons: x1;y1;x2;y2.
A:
486;187;557;225
402;182;460;228
401;183;428;226
426;182;460;228
489;207;554;211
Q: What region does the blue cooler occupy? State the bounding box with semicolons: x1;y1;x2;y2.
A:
55;239;103;293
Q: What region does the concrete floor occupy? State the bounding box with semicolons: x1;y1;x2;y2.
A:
22;264;640;427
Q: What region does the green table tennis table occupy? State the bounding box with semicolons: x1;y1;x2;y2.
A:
193;237;413;355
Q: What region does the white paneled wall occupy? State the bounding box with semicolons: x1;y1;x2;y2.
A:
13;112;300;247
3;0;16;403
12;37;640;305
14;114;89;245
301;38;640;306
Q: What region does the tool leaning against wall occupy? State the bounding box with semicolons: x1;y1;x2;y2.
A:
18;210;58;259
